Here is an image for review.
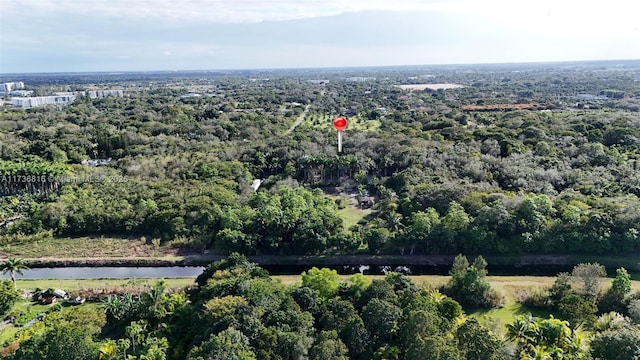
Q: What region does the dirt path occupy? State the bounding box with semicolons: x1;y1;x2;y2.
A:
286;104;310;134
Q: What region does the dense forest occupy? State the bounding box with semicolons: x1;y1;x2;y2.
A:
2;61;640;257
3;254;640;359
2;60;640;358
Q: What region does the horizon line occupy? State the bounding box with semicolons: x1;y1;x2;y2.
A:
1;58;639;77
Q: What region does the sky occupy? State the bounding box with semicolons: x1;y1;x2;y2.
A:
1;0;639;73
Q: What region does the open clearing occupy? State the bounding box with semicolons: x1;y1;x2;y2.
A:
15;277;195;291
395;83;465;90
0;236;175;259
326;193;374;230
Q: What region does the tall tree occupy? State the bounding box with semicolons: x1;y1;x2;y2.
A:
1;257;28;290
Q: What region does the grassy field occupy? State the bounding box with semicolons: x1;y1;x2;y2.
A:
14;274;640;295
325;194;375;230
15;277;196;291
337;204;373;229
0;236;174;258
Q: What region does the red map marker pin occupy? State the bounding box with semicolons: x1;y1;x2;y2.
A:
333;117;348;152
333;117;348;131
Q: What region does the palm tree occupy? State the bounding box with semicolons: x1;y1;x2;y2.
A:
1;257;28;290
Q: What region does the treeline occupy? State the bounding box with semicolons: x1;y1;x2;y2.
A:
3;255;640;359
1;65;640;257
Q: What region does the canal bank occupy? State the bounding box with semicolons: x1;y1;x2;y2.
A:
15;254;640;269
2;254;638;279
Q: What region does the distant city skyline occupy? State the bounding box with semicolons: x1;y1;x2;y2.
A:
1;0;639;74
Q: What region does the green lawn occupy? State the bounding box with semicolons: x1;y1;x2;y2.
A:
326;194;375;230
0;324;19;344
337;205;373;229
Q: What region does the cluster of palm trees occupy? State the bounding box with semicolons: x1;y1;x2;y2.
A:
0;257;28;290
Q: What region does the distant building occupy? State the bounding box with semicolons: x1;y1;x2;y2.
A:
9;90;33;97
0;82;25;92
345;77;376;82
86;90;124;98
11;94;76;108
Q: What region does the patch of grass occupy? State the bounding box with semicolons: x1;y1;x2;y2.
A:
326;194;374;230
0;236;175;258
15;277;195;291
0;324;19;344
337;206;373;229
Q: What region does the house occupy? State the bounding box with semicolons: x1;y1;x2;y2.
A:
36;289;67;304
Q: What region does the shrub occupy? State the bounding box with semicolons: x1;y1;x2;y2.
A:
516;287;553;309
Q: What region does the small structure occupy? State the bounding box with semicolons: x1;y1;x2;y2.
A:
36;288;67;304
360;196;375;209
251;179;263;192
66;296;86;305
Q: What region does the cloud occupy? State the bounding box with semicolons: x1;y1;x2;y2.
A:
1;0;638;73
1;0;459;24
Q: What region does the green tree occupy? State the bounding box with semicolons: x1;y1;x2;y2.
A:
11;306;105;360
1;257;28;290
361;298;402;347
0;279;20;317
590;328;640;360
187;328;256;360
507;315;589;359
549;272;572;305
572;263;606;299
611;267;631;296
403;208;439;254
308;330;349;360
301;267;340;299
600;268;632;314
444;255;497;308
441;201;471;232
455;318;504;360
558;294;598;327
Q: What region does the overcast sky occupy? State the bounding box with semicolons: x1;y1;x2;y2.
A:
1;0;638;73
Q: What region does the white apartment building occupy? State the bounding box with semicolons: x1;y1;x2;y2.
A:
0;82;25;92
11;95;76;108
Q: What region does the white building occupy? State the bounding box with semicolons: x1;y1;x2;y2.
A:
86;90;124;98
11;95;76;108
0;82;25;92
9;90;33;97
